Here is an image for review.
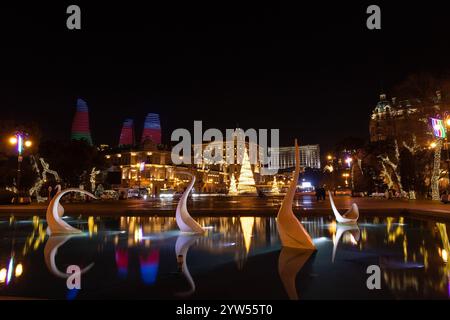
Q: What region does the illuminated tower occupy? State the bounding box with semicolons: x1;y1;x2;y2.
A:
71;98;93;145
237;148;257;195
141;113;161;144
119;118;135;146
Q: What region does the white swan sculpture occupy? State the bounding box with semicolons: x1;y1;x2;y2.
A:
328;191;359;224
46;188;97;235
277;140;316;250
175;173;204;234
332;223;360;263
175;234;200;297
44;235;94;278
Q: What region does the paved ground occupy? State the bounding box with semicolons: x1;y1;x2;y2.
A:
1;195;450;220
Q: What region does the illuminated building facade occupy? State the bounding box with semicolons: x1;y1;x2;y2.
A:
119;119;135;146
71;98;93;145
369;92;450;145
141;113;162;145
268;144;321;171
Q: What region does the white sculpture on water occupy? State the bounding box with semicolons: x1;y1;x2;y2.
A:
328;191;359;224
44;235;94;278
175;173;205;234
175;234;200;297
332;223;360;263
277;140;316;250
46;188;97;235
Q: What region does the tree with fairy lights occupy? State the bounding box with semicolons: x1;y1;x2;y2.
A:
237;148;257;195
228;173;238;195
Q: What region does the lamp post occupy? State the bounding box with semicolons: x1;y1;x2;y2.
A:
9;131;32;193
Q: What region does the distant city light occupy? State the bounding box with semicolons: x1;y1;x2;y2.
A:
430;117;447;138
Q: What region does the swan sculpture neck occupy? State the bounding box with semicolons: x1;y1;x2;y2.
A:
44;235;94;278
277;140;316;250
46;188;96;235
175;173;204;234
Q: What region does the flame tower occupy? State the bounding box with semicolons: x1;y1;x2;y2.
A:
119;118;135;146
71;98;93;145
141;113;161;144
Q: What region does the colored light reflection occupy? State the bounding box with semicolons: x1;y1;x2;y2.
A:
115;249;129;278
140;250;160;285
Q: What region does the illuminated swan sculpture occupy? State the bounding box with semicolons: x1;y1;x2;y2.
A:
277;140;316;250
44;235;94;278
332;223;360;263
328;191;359;224
46;188;96;235
175;234;200;297
278;247;314;300
175;173;204;234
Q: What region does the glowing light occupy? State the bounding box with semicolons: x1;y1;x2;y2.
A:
446;118;450;127
239;217;255;254
345;157;352;167
17;135;23;153
6;258;13;284
228;173;238;195
271;176;280;194
430;117;447;138
430;142;437;149
15;263;23;277
0;268;6;283
443;249;448;263
119;119;134;146
327;155;332;160
236;148;257;194
9;136;17;145
141;113;162;144
24;140;32;147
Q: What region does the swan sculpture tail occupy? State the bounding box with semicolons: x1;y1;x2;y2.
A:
277;140;316;250
175;173;204;234
46;188;97;235
328;191;359;224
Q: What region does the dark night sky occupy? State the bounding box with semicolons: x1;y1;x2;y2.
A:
1;2;450;152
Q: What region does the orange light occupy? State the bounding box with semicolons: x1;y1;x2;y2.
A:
430;142;437;149
24;140;32;147
446;118;450;127
9;137;17;145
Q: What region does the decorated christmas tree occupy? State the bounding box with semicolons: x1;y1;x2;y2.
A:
271;176;280;194
237;148;257;195
228;173;238;195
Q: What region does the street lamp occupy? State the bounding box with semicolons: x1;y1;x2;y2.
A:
8;131;32;193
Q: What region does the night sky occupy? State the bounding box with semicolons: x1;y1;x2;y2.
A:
1;2;450;152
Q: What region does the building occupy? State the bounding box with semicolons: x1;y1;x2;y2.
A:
268;145;321;171
369;92;450;145
71;98;93;145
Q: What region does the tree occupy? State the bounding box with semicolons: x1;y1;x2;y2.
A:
38;139;106;187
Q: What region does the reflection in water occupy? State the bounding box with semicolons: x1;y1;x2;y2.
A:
0;215;449;299
140;250;160;285
331;223;360;263
175;235;200;297
278;248;314;300
43;235;95;278
239;217;255;254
